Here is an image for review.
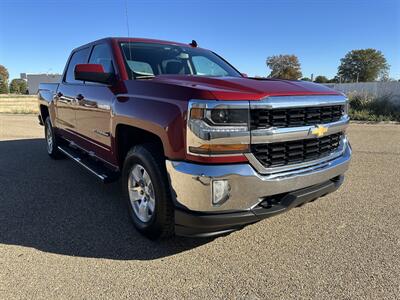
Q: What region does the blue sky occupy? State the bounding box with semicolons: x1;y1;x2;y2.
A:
1;0;399;80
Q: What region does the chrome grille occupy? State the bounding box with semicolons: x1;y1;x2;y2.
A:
250;105;344;129
251;133;342;168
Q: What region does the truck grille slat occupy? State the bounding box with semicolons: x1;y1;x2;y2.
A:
287;150;304;156
251;105;344;129
287;144;304;150
251;133;343;168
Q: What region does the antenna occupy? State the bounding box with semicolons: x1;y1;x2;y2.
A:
125;0;130;38
124;0;134;78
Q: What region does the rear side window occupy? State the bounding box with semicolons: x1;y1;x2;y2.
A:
65;48;90;84
89;44;115;74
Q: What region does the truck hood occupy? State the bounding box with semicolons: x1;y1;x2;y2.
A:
151;75;340;100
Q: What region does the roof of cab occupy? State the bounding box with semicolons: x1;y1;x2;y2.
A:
72;37;192;52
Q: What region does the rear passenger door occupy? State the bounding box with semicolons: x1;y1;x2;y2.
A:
55;47;90;137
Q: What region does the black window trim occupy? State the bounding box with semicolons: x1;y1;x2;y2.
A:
62;46;91;86
85;42;118;87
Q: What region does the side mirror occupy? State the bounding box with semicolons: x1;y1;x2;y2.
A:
74;64;114;84
241;73;248;78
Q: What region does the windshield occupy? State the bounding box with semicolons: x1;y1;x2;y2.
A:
119;42;241;79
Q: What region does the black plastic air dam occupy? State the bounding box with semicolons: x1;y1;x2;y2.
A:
174;175;344;237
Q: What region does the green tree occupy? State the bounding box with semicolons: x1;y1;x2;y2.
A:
0;65;9;82
9;78;27;94
266;54;302;80
314;75;329;83
337;49;389;82
301;77;312;81
0;80;8;94
20;79;28;94
327;76;340;83
0;65;9;94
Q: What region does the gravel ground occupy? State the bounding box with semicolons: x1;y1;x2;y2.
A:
0;115;399;299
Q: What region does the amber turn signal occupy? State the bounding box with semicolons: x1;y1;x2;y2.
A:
190;107;205;120
189;144;249;155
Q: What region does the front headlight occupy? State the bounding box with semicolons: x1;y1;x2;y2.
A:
187;100;250;156
208;109;248;125
190;107;248;126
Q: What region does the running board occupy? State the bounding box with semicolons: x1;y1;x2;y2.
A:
57;146;118;183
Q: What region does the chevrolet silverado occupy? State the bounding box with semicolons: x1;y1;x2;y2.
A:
38;37;351;238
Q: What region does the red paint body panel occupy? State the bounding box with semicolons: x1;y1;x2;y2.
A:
75;64;105;73
149;75;340;100
39;37;342;168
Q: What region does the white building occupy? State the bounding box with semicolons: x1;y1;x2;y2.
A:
20;73;62;95
324;81;400;104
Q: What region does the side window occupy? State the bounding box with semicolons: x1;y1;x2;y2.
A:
65;48;90;84
128;61;154;76
192;56;229;77
89;44;115;74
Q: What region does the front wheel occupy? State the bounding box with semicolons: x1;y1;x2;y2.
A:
44;117;62;159
122;144;174;239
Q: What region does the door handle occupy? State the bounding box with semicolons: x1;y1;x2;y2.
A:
76;94;84;101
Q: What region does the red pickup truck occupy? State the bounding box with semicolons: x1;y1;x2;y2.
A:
38;37;351;239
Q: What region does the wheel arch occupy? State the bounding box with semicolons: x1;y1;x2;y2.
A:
114;123;167;168
112;104;187;166
39;104;49;123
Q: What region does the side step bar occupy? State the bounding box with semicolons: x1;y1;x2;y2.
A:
57;146;118;183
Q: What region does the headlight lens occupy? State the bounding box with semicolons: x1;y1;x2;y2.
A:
209;109;248;125
190;107;248;125
187;100;251;156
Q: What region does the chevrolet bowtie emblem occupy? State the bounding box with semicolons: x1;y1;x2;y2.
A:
311;125;328;138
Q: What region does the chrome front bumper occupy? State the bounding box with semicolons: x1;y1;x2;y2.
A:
166;138;351;213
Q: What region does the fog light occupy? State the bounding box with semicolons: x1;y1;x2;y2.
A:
212;180;231;205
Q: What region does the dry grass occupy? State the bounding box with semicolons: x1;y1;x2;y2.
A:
0;94;38;114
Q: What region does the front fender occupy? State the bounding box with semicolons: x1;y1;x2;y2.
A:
112;95;187;160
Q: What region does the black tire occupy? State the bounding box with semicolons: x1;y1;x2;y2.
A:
122;144;174;239
44;117;63;159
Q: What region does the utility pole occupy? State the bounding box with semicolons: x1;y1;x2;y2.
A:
311;73;314;82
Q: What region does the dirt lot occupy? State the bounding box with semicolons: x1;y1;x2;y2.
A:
0;115;399;299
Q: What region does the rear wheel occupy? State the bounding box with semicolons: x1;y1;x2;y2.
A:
44;117;62;159
122;144;174;239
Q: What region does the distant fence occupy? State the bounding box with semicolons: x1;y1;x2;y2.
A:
324;82;400;103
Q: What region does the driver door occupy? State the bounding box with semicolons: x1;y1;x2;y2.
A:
74;43;116;163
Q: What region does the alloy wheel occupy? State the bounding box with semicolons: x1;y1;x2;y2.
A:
128;164;156;223
45;124;53;154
